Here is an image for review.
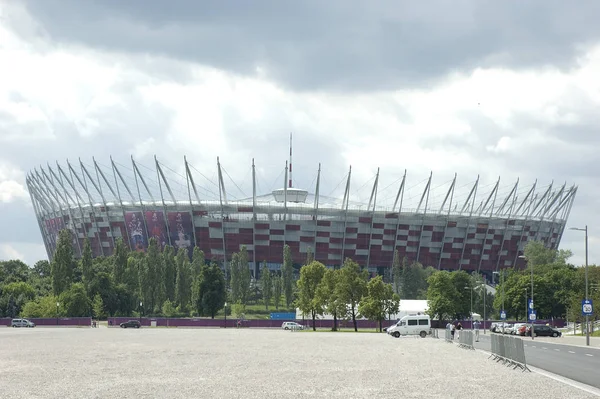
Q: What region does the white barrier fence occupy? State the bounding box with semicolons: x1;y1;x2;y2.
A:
457;330;475;350
445;328;453;343
431;329;439;339
489;334;530;372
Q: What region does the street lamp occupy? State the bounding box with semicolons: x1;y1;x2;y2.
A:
56;302;59;326
493;270;505;334
464;286;473;329
224;302;228;328
570;225;590;346
139;301;143;324
519;255;534;340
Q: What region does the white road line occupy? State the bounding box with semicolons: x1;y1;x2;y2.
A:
586;354;594;357
532;345;536;348
554;349;560;352
569;351;575;354
542;347;548;350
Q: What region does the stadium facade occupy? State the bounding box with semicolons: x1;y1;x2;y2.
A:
26;150;577;281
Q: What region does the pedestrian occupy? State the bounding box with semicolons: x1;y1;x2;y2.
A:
473;320;480;342
451;323;456;340
456;322;463;340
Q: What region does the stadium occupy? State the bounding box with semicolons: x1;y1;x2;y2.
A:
26;144;577;281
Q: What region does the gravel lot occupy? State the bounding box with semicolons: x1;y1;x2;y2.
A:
0;327;597;399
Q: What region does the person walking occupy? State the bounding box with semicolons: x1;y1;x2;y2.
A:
473;320;481;342
456;322;463;341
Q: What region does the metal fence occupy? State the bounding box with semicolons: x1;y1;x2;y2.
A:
457;330;475;350
489;334;530;372
431;329;439;339
445;328;453;343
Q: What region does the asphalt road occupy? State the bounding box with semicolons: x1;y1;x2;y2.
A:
473;333;600;388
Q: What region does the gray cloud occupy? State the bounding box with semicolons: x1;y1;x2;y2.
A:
17;0;600;92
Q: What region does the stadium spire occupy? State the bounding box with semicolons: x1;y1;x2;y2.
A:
289;132;293;188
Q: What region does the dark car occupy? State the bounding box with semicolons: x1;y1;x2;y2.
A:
119;320;141;329
526;325;561;337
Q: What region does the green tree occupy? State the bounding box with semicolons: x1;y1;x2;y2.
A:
306;247;314;265
175;248;192;312
336;258;368;332
260;261;272;310
196;262;226;318
273;275;282;310
392;250;402;295
162;299;177;318
191;248;206;306
81;238;93;292
163;245;177;302
359;276;398;332
112;238;128;285
450;270;472;319
51;229;76;296
20;295;60;318
146;238;162;312
124;257;139;293
92;293;106;319
426;271;458;321
282;244;294;307
316;268;346;331
239;246;251;306
230;252;241;302
60;282;91;317
401;260;432;299
297;260;326;331
0;259;30;285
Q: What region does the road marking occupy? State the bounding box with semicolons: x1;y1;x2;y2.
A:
568;351;575;354
532;345;536;348
554;349;560;352
542;347;547;350
586;354;593;357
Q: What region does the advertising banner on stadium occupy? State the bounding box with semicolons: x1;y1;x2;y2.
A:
125;211;147;252
145;210;168;250
168;211;194;257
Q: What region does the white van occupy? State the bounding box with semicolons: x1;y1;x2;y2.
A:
11;319;36;328
386;315;431;338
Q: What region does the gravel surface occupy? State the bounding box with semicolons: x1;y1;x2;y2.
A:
0;327;597;398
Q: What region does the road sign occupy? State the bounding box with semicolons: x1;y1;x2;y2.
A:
582;299;593;316
528;311;536;321
500;310;506;320
528;299;534;309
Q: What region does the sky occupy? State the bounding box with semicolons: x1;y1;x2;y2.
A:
0;0;599;266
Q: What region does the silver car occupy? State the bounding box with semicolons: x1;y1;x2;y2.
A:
11;318;36;328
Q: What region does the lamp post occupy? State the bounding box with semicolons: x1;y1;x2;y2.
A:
493;270;505;334
56;302;59;326
139;301;143;324
482;279;486;334
224;302;228;328
570;225;590;346
464;286;473;329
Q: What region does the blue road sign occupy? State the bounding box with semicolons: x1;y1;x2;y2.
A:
528;311;537;321
500;310;506;320
582;299;593;316
528;299;534;310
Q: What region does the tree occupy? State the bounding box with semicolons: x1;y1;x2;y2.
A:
81;239;93;292
230;252;241;302
0;259;30;285
336;258;368;332
297;261;326;331
112;238;128;285
20;295;60;318
191;248;206;309
92;293;106;319
426;271;458;321
273;275;282;310
238;246;251;306
306;247;314;265
316;268;346;331
162;299;177;318
51;229;76;296
124;257;139;293
401;260;432;299
359;276;398;332
196;262;226;318
175;248;192;312
392;250;402;295
282;244;294;307
146;238;163;313
163;246;177;302
450;270;472;319
60;282;91;317
260;261;272;310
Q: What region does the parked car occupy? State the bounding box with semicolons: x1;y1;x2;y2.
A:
526;325;561;337
511;323;527;335
387;315;431;338
281;322;305;330
119;320;141;329
11;318;35;328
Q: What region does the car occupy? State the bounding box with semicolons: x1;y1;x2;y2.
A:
119;320;141;329
525;325;561;337
11;318;36;328
511;323;527;335
386;315;431;338
281;322;304;330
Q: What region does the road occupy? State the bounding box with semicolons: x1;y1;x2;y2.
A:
473;333;600;388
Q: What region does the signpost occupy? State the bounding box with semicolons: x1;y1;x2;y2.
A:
582;299;593;316
500;310;506;320
528;311;536;321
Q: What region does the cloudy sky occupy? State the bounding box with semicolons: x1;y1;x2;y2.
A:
0;0;598;266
